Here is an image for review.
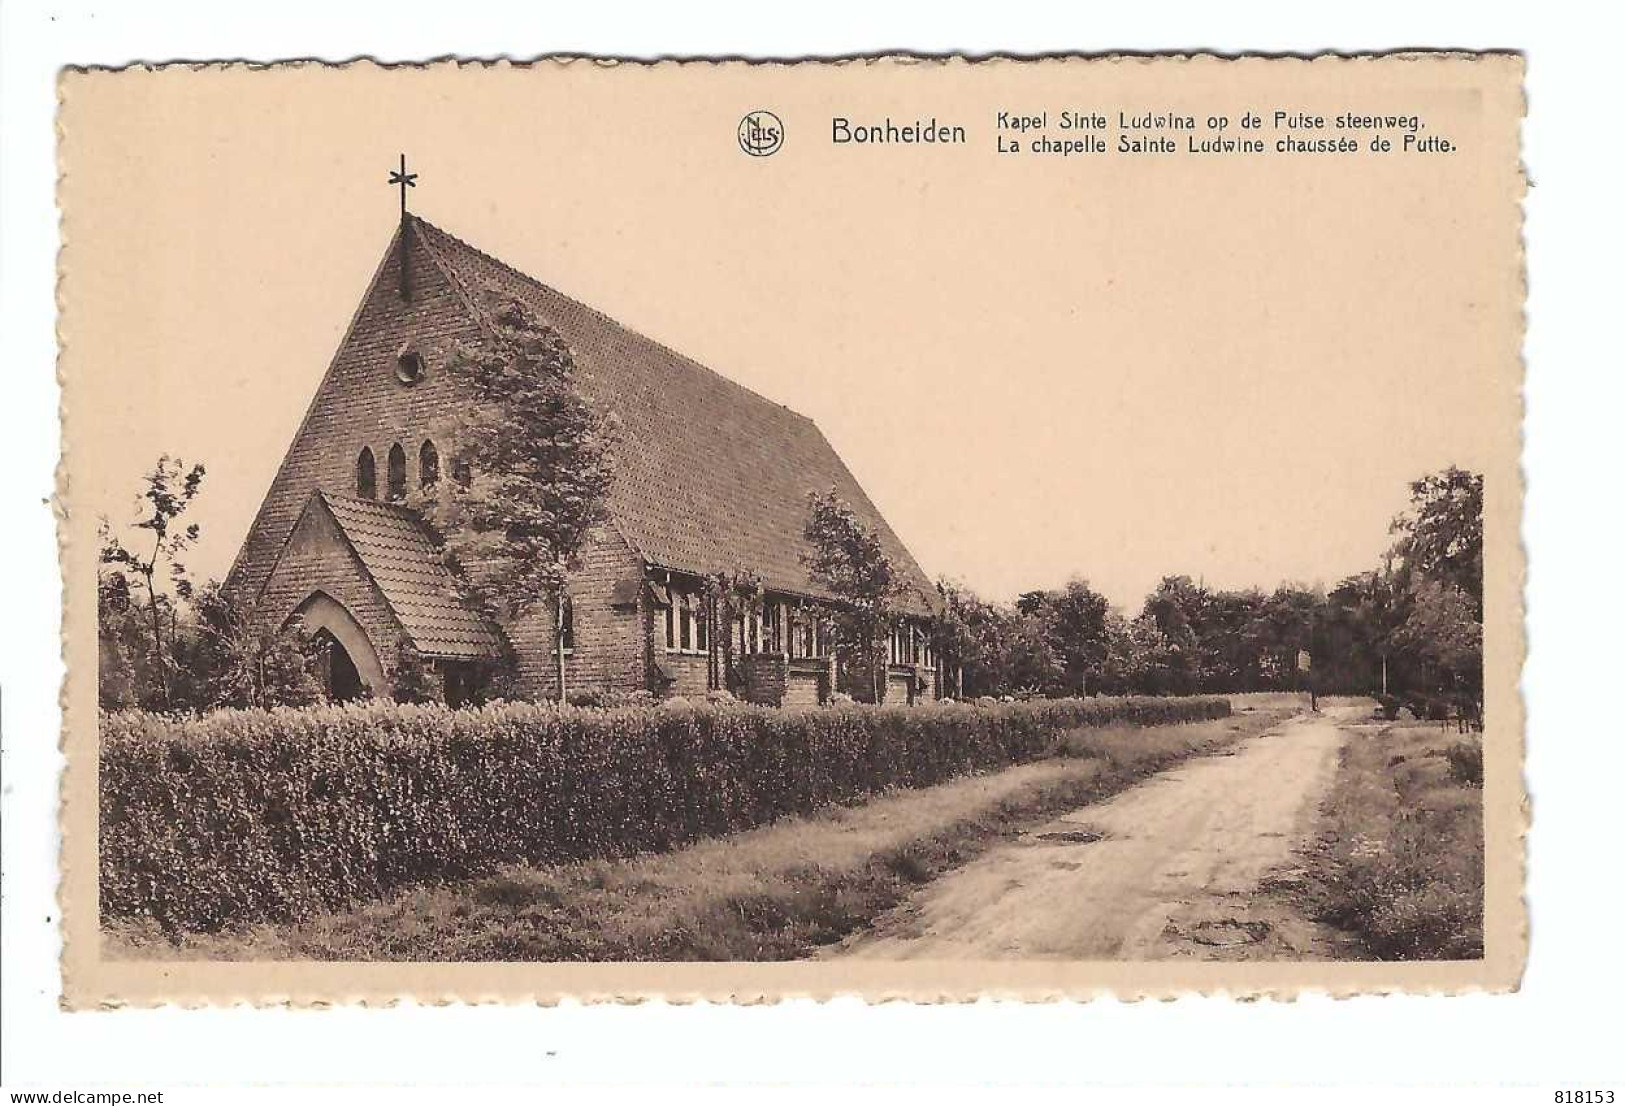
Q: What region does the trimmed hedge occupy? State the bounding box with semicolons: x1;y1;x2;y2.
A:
100;695;1230;931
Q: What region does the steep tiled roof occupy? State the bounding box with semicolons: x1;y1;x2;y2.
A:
410;217;939;616
320;492;504;660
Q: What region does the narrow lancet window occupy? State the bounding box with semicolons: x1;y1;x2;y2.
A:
356;447;376;500
387;443;407;501
419;440;440;488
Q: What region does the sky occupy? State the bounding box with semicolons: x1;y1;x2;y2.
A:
60;62;1516;610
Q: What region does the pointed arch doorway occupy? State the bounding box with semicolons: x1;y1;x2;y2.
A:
313;629;365;701
286;591;388;701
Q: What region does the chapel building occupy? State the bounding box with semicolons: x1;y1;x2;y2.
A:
224;212;945;707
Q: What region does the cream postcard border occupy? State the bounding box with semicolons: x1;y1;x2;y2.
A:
55;53;1527;1007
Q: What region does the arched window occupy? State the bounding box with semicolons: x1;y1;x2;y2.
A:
559;594;575;652
419;439;440;488
356;447;376;500
387;443;407;501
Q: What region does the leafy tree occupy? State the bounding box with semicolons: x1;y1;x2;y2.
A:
1194;588;1261;691
1141;576;1210;693
802;489;903;703
1102;613;1175;695
96;570;142;710
1392;579;1483;708
996;612;1064;697
98;456;206;709
1142;576;1205;645
1325;570;1401;694
930;578;1002;697
1375;467;1486;713
423;291;618;701
928;579;977;698
1241;583;1324;690
1391;466;1484;617
1092;611;1134;696
1020;578;1113;695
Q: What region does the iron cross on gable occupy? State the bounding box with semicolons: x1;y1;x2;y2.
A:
388;154;418;216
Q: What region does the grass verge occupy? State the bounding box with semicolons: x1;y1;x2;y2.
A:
1298;718;1484;959
106;705;1294;962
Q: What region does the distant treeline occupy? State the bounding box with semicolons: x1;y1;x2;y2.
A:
931;467;1483;708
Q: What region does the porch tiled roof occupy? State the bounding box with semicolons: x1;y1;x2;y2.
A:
321;492;504;660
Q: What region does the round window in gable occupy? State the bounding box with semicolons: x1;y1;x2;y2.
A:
395;344;427;385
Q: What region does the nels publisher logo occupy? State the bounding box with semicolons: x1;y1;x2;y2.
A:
738;110;784;157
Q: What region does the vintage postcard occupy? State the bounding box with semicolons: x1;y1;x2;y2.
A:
58;54;1525;1006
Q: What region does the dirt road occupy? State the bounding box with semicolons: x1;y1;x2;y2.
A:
836;706;1358;961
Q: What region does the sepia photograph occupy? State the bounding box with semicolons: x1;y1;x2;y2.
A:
54;54;1524;1005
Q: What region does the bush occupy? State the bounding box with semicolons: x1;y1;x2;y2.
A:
99;695;1230;932
391;646;440;705
1444;739;1483;787
564;688;658;709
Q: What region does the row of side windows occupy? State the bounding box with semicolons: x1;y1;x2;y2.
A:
661;588;833;659
356;440;440;501
888;623;934;668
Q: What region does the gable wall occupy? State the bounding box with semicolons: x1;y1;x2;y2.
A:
228;227;483;605
230;227;656;697
257;499;409;683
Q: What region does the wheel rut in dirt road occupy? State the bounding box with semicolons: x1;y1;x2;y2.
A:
834;706;1357;961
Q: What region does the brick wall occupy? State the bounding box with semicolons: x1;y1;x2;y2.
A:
840;658;883;704
655;651;710;700
740;654;787;706
503;526;648;700
783;658;830;707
